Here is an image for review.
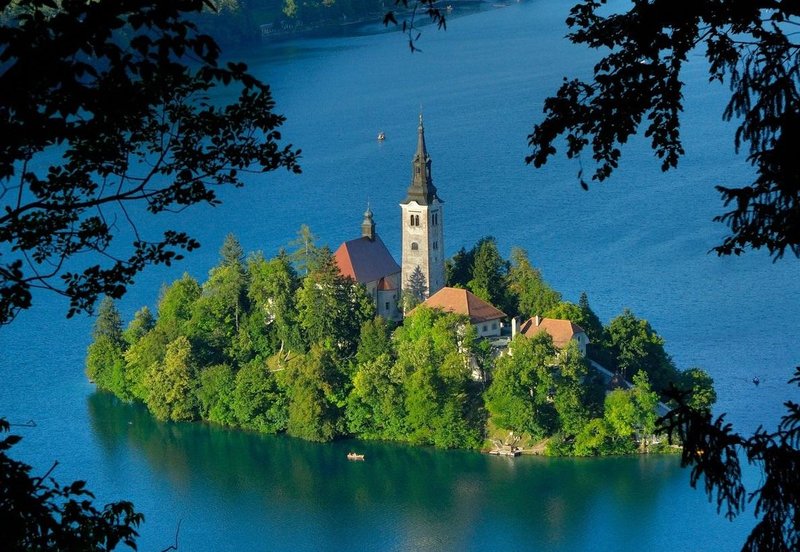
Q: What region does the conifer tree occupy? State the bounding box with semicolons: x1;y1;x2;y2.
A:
122;306;155;347
406;266;428;306
86;297;127;397
578;292;604;344
507;248;561;318
468;237;509;311
219;233;245;268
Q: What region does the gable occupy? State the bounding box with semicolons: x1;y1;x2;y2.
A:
421;287;506;323
334;234;400;284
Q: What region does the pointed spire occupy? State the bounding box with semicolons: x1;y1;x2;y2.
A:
415;112;428;162
403;111;440;205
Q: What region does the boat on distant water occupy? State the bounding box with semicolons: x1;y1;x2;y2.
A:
347;452;365;461
377;131;385;141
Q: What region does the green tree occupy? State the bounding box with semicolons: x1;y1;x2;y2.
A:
346;353;406;439
188;261;248;365
288;224;321;276
507;247;561;318
577;292;604;344
285;346;342;442
231;358;287;433
484;332;559;439
92;297;125;347
122;306;155;348
603;371;659;452
247;251;302;355
156;274;201;339
393;307;482;447
144;336;198;422
467;236;509;311
445;246;473;288
123;327;170;402
552;340;594;437
295;252;374;356
356;316;393;366
86;298;128;398
604;308;679;393
677;368;717;412
406;265;428;306
0;0;300;326
219;233;245;268
543;301;583;323
197;364;237;426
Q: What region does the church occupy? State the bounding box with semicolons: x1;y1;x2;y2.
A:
333;114;445;320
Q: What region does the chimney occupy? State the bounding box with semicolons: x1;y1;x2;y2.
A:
511;316;519;338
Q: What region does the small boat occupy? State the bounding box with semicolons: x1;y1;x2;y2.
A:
377;131;385;141
347;452;365;461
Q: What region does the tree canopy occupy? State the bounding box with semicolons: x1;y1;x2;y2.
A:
0;0;300;325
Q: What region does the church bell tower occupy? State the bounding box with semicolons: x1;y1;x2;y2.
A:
400;114;445;299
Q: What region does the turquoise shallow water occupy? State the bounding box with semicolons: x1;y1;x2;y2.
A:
0;0;796;549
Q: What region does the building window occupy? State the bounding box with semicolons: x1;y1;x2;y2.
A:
411;242;419;251
432;212;438;226
492;322;497;330
415;214;420;226
385;302;390;311
432;241;438;250
482;325;488;332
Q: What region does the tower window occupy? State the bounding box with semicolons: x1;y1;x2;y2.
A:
432;241;438;250
411;242;419;251
415;214;420;226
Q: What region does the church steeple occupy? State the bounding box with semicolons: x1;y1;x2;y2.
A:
361;205;375;241
400;113;446;301
403;113;439;206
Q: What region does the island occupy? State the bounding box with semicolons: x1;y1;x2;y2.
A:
86;118;715;456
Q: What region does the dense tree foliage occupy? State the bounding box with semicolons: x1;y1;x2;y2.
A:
603;308;679;393
507;248;561;318
86;234;713;457
0;0;300;326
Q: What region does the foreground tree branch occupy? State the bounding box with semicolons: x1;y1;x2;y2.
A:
527;0;800;259
660;367;800;551
0;0;301;325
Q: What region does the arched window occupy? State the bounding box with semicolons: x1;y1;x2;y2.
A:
411;242;419;251
410;214;414;226
414;215;420;226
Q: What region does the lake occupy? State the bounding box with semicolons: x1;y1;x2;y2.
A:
0;0;797;549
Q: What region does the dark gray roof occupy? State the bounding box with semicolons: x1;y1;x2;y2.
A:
401;114;441;206
333;234;400;284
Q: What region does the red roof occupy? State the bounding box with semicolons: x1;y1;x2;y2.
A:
419;287;506;323
520;317;587;348
377;277;396;291
333;235;400;284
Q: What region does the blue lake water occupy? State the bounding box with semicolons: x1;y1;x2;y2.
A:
0;0;797;549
